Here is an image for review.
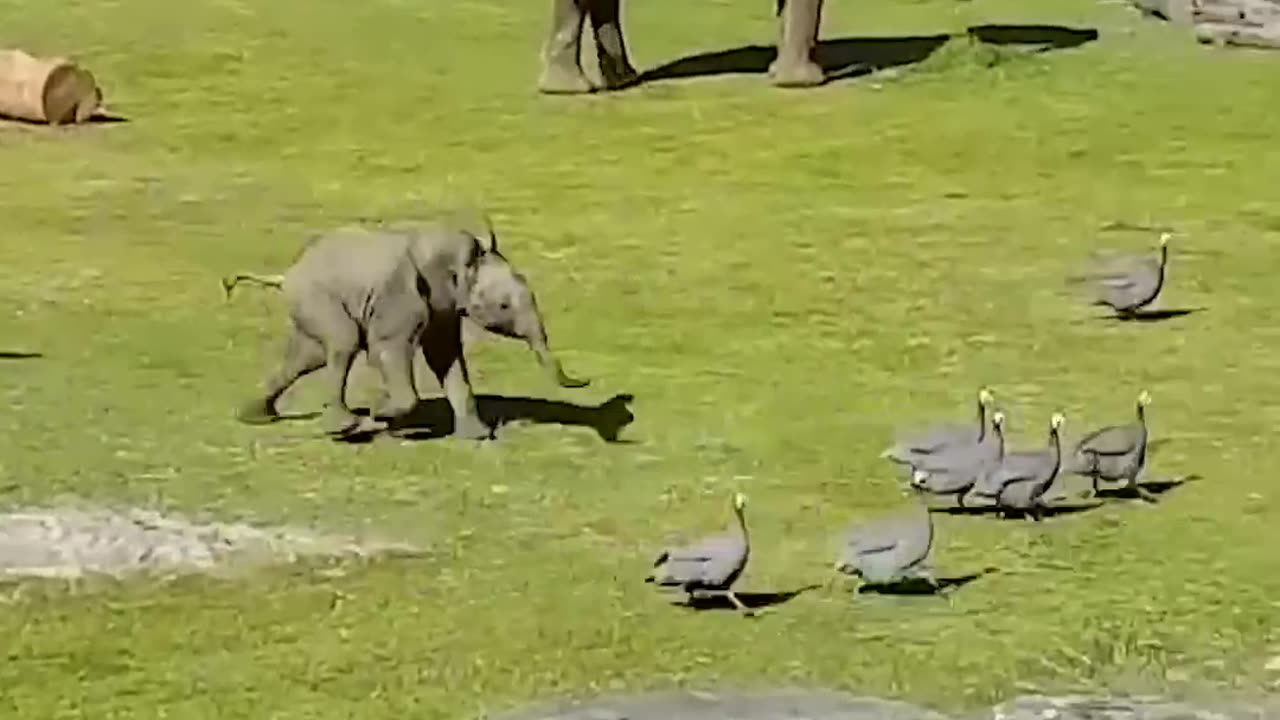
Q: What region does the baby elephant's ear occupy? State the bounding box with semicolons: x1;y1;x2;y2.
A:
477;213;499;254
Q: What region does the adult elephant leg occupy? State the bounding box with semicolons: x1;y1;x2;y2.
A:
539;0;593;94
769;0;826;88
237;322;325;424
588;0;638;90
422;313;490;440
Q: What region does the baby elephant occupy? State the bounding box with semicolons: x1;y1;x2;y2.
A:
224;220;586;438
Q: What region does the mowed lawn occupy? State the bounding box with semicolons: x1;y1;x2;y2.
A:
2;0;1279;717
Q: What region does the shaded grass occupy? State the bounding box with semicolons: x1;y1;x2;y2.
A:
2;0;1279;718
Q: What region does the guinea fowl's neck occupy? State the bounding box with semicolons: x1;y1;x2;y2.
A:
976;399;987;443
1046;428;1062;480
732;505;748;544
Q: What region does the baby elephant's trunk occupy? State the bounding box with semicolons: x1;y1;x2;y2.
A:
526;326;589;389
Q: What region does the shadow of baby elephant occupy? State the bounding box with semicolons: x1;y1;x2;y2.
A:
345;392;636;443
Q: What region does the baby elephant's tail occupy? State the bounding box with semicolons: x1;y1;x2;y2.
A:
221;272;285;300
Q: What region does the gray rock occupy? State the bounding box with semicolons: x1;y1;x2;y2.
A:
985;695;1277;720
486;691;1279;720
487;689;948;720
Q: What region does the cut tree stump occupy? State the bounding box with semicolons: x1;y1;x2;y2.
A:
0;49;103;125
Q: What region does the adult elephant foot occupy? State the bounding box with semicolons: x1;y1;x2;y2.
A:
768;58;825;88
236;397;279;425
538;62;594;94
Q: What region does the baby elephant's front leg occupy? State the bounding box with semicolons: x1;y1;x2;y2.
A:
422;315;489;440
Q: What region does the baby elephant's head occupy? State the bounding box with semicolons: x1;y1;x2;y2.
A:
466;254;536;341
465;254;589;389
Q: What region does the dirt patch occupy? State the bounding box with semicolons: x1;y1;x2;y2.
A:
0;505;420;580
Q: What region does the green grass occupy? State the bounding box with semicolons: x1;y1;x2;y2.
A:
2;0;1279;717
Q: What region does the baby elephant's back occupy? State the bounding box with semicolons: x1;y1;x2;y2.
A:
283;226;414;295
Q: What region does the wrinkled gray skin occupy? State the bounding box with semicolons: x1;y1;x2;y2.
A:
362;243;591;411
538;0;826;94
1071;232;1170;318
1069;391;1153;501
909;411;1006;506
464;248;589;390
645;492;754;617
834;486;935;588
226;223;585;438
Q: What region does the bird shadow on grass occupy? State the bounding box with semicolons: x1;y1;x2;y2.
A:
337;392;636;444
635;24;1099;87
681;584;822;613
1094;474;1201;501
931;502;1107;519
1100;307;1205;323
856;568;995;596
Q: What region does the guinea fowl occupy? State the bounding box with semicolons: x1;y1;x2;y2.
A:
909;411;1006;507
966;412;1065;521
645;492;754;617
1070;390;1154;502
1071;232;1171;318
881;388;995;467
834;485;936;590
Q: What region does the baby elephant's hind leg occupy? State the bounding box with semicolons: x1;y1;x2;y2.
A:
238;324;325;424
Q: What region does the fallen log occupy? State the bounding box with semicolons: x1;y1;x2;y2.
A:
0;49;102;125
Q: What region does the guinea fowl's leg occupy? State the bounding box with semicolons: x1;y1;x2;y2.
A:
725;591;757;617
1129;477;1159;503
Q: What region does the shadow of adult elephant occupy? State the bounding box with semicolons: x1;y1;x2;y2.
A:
636;24;1100;86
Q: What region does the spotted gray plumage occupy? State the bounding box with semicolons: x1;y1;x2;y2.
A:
1070;391;1154;501
909;411;1006;505
1071;232;1171;318
881;388;995;467
645;492;754;616
967;413;1065;521
834;487;935;588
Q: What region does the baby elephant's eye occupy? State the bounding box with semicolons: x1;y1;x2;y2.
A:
498;302;510;311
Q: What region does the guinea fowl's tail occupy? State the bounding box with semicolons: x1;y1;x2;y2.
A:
221;272;285;301
645;550;670;582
